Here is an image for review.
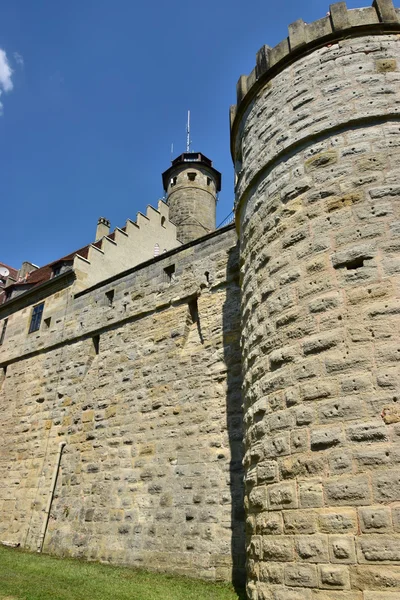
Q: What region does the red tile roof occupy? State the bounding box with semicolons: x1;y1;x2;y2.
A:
0;242;100;304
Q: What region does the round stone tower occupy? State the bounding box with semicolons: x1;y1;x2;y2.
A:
231;1;400;598
162;152;221;244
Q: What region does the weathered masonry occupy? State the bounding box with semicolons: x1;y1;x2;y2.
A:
3;1;400;598
0;226;245;584
231;0;400;598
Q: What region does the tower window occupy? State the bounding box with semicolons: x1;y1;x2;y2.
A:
29;302;44;334
188;172;196;181
0;318;8;345
171;177;177;187
207;177;212;186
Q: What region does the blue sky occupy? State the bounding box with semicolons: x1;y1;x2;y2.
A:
1;0;368;268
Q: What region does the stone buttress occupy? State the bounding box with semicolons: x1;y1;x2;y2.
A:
231;1;400;598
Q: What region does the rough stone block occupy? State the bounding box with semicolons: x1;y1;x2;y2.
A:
301;381;335;401
288;19;307;51
329;2;351;31
319;564;350;589
357;535;400;563
268;481;298;510
373;469;400;503
364;593;400;600
283;510;318;534
351;564;400;590
295;534;329;562
311;592;362;600
290;429;309;454
263;536;294;562
318;398;364;423
296;406;314;425
303;331;341;356
269;38;291;69
346;422;388;443
273;587;312;600
348;7;380;26
328;450;353;475
376;58;397;73
311;426;344;451
237;75;248;103
329;535;356;563
256;45;271;78
373;0;399;22
285;563;318;587
318;510;358;534
359;507;392;533
256;511;283;535
299;481;325;508
324;475;372;506
257;461;279;484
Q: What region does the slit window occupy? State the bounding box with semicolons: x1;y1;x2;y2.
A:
207;177;212;186
0;365;7;389
188;172;196;181
92;335;100;355
171;177;177;187
163;264;175;283
29;303;44;334
188;298;198;324
0;319;8;345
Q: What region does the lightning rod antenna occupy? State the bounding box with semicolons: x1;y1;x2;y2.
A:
186;110;191;152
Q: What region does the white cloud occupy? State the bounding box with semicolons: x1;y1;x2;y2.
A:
13;52;24;67
0;49;13;114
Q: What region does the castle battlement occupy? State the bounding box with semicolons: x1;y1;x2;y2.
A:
231;0;400;132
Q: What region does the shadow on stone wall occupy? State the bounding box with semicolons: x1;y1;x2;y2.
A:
223;242;246;596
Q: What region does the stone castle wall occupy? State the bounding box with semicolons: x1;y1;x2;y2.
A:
0;227;245;583
232;1;400;599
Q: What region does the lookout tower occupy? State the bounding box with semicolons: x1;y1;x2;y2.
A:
162;152;221;244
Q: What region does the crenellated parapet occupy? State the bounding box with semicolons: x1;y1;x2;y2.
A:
231;0;400;159
232;0;400;231
231;0;400;117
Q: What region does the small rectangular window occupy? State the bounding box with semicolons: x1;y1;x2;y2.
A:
0;319;8;345
188;172;196;181
105;290;114;307
207;177;212;186
29;303;44;334
163;264;175;283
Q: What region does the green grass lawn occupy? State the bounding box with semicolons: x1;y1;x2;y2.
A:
0;546;245;600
